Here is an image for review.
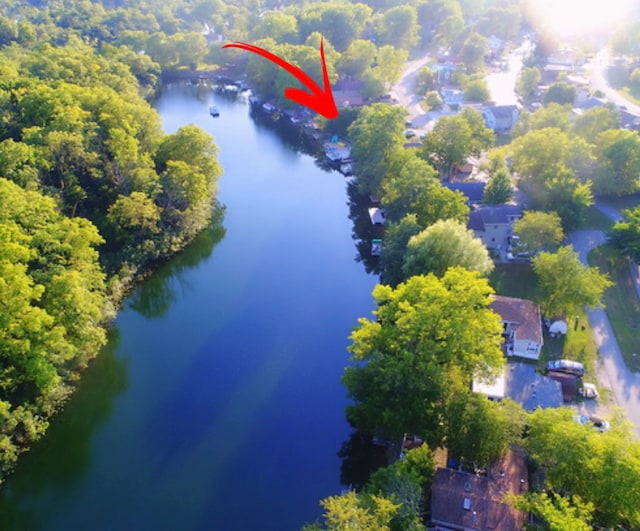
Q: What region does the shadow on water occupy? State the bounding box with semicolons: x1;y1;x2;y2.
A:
346;181;383;276
128;219;225;319
338;430;389;492
0;328;128;530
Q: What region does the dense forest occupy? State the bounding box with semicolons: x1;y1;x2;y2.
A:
0;3;224;481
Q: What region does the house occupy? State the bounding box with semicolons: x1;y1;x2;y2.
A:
368;207;387;225
443;182;485;205
430;450;528;531
490;295;543;360
474;362;563;411
482;105;519;134
468;204;522;249
441;88;464;107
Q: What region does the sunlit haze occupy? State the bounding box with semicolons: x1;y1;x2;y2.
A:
529;0;635;38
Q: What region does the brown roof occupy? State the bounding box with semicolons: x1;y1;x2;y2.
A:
490;295;543;345
431;451;527;530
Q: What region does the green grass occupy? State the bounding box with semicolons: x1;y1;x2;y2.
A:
589;245;640;372
489;263;537;300
489;262;599;377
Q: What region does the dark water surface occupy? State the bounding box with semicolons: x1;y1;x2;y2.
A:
0;85;377;530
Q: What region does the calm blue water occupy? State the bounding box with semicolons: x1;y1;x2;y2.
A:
0;85;377;530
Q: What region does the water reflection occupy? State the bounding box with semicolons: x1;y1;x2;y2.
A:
346;181;382;275
338;430;389;491
128;220;225;318
0;329;128;530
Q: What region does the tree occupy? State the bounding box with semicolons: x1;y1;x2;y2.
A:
422;111;494;179
424;90;443;110
594;129;640;196
337;39;377;78
460;32;488;72
374;45;409;86
543;82;576;106
365;445;435;531
343;268;504;446
513;211;564;254
609;206;640;263
463;78;490;102
541;170;593;231
445;388;525;468
376;5;419;50
403;219;494;279
532;246;612;317
415;66;436;94
381;153;439;222
348;104;407;196
571;106;620;144
523;407;640;528
509;492;594;531
379;215;423;288
249;12;298;43
412;181;469;229
303;491;399;531
515;65;540;98
483;167;513;204
512;103;571;137
298;2;372;51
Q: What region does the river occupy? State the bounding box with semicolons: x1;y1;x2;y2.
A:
0;84;378;530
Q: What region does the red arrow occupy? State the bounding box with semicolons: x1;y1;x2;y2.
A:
223;38;339;119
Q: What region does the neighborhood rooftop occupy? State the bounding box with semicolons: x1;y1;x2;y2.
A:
490;295;544;347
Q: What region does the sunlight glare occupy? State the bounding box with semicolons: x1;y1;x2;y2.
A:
531;0;634;38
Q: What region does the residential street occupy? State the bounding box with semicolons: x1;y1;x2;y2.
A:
589;48;640;115
569;225;640;438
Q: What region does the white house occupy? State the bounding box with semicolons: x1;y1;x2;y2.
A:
490;295;544;360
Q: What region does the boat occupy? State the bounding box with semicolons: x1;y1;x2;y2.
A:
209;106;220;117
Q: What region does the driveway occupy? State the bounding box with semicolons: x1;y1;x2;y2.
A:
569;228;640;437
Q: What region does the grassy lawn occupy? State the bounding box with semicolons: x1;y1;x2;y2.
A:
489;262;599;377
589;245;640;372
489;263;537;300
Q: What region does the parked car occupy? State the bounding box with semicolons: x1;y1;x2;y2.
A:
404;129;416;139
545;359;585;377
579;382;599;399
574;414;610;432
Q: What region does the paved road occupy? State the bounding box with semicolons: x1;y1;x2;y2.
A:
569;223;640;438
589;48;640;115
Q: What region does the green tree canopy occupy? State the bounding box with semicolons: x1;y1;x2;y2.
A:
594;128;640;196
609;205;640;263
483;167;513;204
524;407;640;528
348;103;407;196
343;268;504;446
403;219;494;279
532;245;612;317
513;211;564;254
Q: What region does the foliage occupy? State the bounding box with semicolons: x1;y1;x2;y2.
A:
343;268;504;446
348;103;407;196
532;246;612;317
0;178;108;478
376;5;419;50
512;103;571;137
543;82;576;106
509;492;594;531
609;205;640;262
524;407;640;528
463;77;490;102
380;152;439;222
483;167;513;204
424;90;443;110
515;66;540;98
571;106;620;144
412;181;469;228
379;215;422;288
421;109;495;179
460;32;488;73
513;211;564;254
445;389;525;468
303;490;399;531
365;445;435;531
594;129;640;197
403;219;494;279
